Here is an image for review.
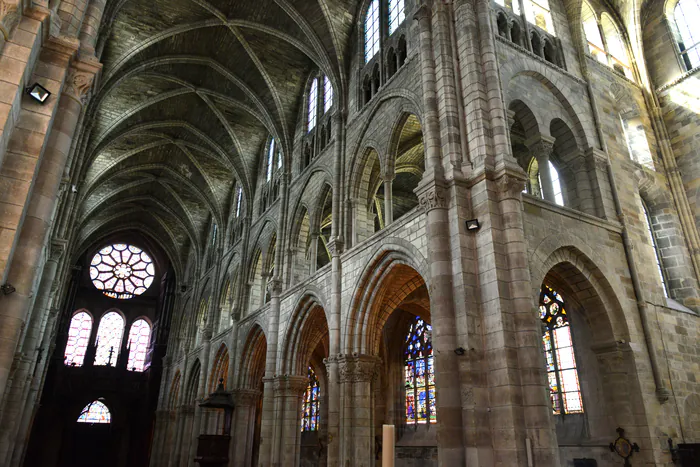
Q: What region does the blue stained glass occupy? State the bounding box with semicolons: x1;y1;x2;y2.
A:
404;317;436;425
301;366;320;431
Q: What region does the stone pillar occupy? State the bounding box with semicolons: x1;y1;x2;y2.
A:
324;237;343;467
0;240;65;464
337;354;380;466
78;0;106;56
230;389;261;467
585;147;616;220
526;136;556;203
570;153;596;215
0;60;98;406
189;330;212;466
308;234;319;276
383;178;393;226
275;375;307;467
258;279;282;466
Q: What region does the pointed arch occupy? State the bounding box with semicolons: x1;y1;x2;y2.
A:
209;343;230;391
77;400;111;424
280;292;329;375
238;324;267;390
94;310;126;367
64;310;93;367
126;317;151;372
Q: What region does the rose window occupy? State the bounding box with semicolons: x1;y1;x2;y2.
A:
90;244;155;299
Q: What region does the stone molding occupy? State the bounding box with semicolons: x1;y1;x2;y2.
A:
496;172;526;200
417;184;447;213
272;375;307;395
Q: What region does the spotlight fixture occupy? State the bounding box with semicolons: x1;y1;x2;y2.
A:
1;283;16;295
25;83;51;104
465;219;480;231
453;347;466;356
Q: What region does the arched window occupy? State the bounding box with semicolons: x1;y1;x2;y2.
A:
64;311;92;367
77;400;111;424
389;0;405;35
495;0;521;15
323;75;333;114
236;187;243;217
94;312;125;367
301;366;320;431
549;161;564;206
581;1;605;61
365;0;380;62
90;244;155;299
266;138;276;182
405;317;436;425
308;79;318;131
642;201;669;297
539;285;583;415
525;0;555;34
126;319;151;372
674;0;700;70
601;14;631;76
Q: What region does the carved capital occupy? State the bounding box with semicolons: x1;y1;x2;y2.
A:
525;135;555;161
417;184;447;213
273;375;307;395
414;3;433;23
337;354;381;383
496;172;526;200
326;237;344;257
50;239;67;262
63;68;95;105
233;388;262;406
0;1;20;41
267;278;282;297
585;148;609;172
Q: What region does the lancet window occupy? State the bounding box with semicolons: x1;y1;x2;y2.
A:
64;311;92;367
126;319;151;372
301;366;320;431
540;285;583;415
404;317;436;425
365;0;380;62
674;0;700;70
94;312;125;367
642;201;669;297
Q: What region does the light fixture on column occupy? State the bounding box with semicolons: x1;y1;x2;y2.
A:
465;219;480;231
26;83;51;104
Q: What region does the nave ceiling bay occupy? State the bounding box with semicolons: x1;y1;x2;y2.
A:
77;0;358;272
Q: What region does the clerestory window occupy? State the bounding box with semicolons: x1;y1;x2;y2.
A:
94;311;125;367
126;318;151;372
674;0;700;70
365;0;381;62
64;311;93;367
642;201;669;297
389;0;406;35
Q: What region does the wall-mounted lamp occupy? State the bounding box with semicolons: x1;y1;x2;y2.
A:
454;347;466;356
1;283;16;295
465;219;480;231
26;83;51;104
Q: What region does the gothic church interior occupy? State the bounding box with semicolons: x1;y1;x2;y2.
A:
0;0;699;466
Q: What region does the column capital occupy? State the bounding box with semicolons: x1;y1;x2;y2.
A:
495;170;527;201
232;388;262;406
63;59;102;105
525;134;556;159
585;147;609;171
272;375;307;394
414;2;433;22
267;278;283;297
415;177;448;213
50;238;67;262
337;354;381;383
326;237;344;257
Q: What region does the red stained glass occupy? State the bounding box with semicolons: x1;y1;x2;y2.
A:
539;285;583;415
77;400;111;424
64;312;92;367
404;317;436;425
126;319;151;372
301;366;320;432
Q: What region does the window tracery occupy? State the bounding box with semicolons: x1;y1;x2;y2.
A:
308;79;318;131
90;244;154;300
365;0;380;62
405;317;436;425
540;285;583;415
77;400;111;424
323;75;333;114
674;0;700;70
126;319;151;372
94;312;125;367
64;311;92;367
389;0;405;35
267;138;276;182
301;366;320;431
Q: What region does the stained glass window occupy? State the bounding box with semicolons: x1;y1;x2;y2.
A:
301;366;320;432
94;312;125;367
126;319;151;372
323;75;333;114
405;317;436;425
540;285;583;415
308;79;318;131
642;202;669;297
674;0;700;70
90;244;155;300
365;0;380;62
389;0;405;34
236;187;243;217
266;138;275;182
77;400;111;424
64;311;92;367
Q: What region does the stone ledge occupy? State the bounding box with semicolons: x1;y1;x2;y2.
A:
522;194;622;233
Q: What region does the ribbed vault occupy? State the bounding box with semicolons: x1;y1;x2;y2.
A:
76;0;360;270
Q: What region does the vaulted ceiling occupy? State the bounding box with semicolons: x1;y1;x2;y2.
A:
75;0;359;273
